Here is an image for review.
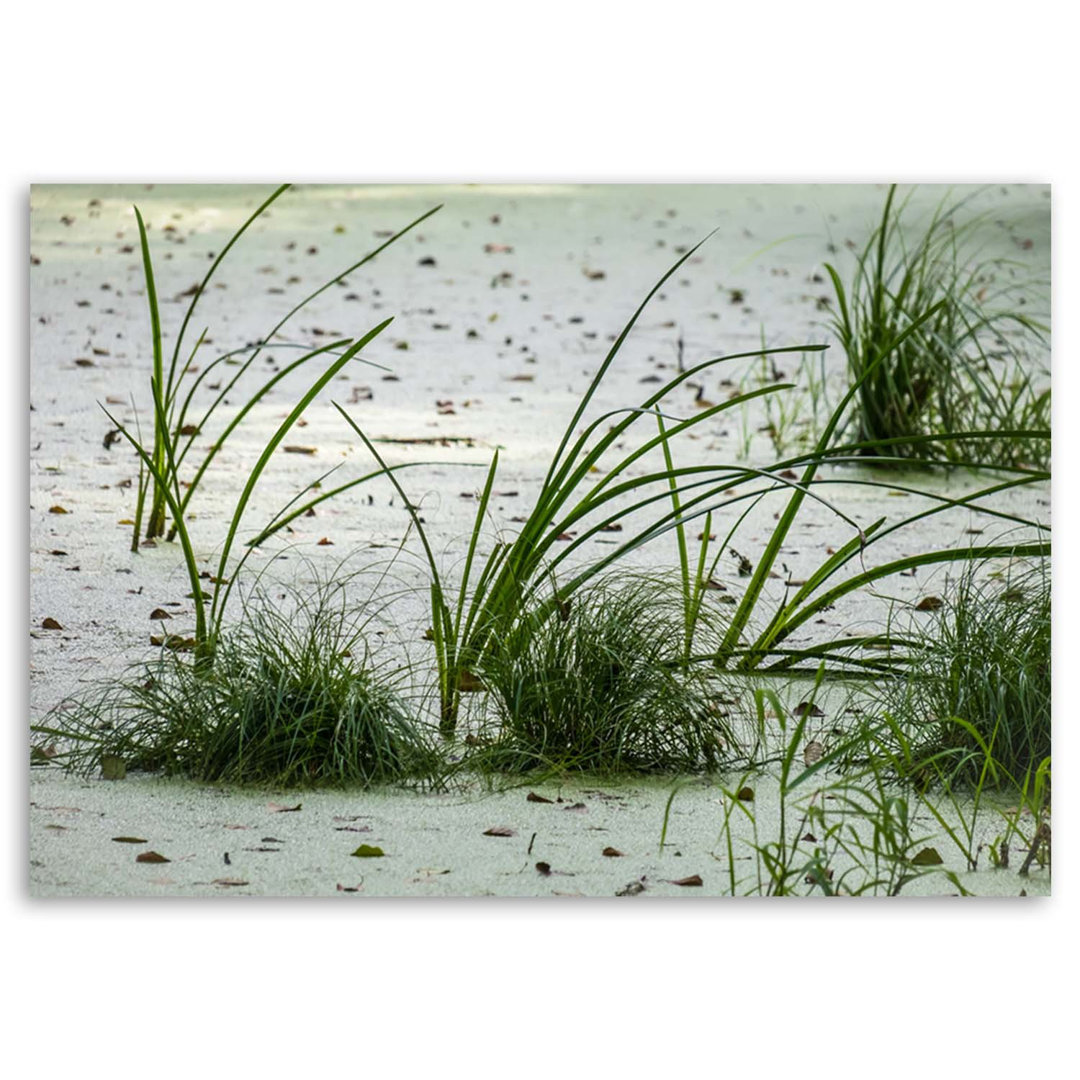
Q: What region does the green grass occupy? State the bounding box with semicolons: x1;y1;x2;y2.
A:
869;561;1050;789
125;184;440;549
470;575;731;774
32;576;440;788
339;234;830;733
825;184;1049;468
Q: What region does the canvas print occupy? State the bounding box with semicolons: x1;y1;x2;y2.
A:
29;183;1050;897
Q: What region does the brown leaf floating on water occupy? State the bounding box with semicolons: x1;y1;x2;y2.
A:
457;669;486;692
526;791;553;803
41;617;63;630
602;847;625;857
49;505;69;514
915;596;944;612
112;837;147;844
803;741;824;766
148;608;171;620
283;445;317;455
668;875;703;887
482;827;517;837
535;862;552;876
317;537;334;546
794;701;825;718
736;787;754;802
136;851;170;864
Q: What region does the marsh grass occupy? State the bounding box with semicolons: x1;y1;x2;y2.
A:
32;575;440;788
469;575;731;774
868;562;1050;789
826;184;1049;468
126;184;441;548
667;707;973;896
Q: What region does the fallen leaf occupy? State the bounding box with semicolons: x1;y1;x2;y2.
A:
211;878;250;887
111;836;147;844
283;445;317;455
267;802;302;813
668;875;704;887
136;851;170;863
457;669;485;692
526;791;554;803
602;847;625;857
351;844;385;857
317;537;334;546
915;596;944;612
148;608;171;620
483;827;517;837
801;832;818;843
736;787;754;802
910;847;944;866
100;755;126;780
41;617;63;630
48;505;69;514
535;862;552;876
803;741;824;766
794;702;825;718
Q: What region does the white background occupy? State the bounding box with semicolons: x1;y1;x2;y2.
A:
4;3;1073;1077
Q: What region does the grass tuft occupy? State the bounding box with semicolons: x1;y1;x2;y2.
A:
33;577;440;789
871;562;1050;788
826;184;1049;469
472;576;732;774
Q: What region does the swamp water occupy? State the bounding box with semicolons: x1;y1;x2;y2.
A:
29;183;1050;896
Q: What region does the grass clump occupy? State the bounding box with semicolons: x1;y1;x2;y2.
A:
472;576;731;774
873;562;1050;788
826;184;1049;469
33;579;439;788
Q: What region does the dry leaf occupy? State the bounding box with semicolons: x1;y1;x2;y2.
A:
283;445;317;454
803;741;824;766
602;847;625;857
211;878;250;887
457;669;486;692
267;802;302;813
111;836;147;844
526;791;553;803
794;701;824;717
668;875;703;887
736;787;754;802
482;827;517;837
535;862;552;876
136;851;170;863
915;596;944;612
48;505;69;514
41;617;63;630
148;608;171;620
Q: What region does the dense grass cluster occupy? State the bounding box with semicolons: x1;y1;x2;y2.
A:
872;563;1050;788
475;577;730;774
35;581;436;788
826;184;1049;469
